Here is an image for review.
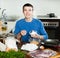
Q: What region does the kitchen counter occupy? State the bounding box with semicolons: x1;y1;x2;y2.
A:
38;17;60;20
0;37;60;58
17;42;60;58
24;46;60;58
37;15;60;19
25;49;60;58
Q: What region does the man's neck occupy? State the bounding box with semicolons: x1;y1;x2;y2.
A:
25;18;33;22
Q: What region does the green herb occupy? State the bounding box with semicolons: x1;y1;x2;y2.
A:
0;50;25;58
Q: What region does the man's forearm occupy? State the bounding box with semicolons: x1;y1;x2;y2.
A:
38;35;44;40
37;34;44;40
16;33;21;41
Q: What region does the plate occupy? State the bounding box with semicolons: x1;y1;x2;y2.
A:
21;43;38;51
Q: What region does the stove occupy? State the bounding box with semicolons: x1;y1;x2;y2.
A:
39;19;60;39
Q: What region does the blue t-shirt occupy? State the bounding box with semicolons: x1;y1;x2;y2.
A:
14;18;48;42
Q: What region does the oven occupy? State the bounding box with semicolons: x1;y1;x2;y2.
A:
39;19;60;40
43;22;59;39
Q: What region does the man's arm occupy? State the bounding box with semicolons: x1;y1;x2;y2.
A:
16;33;21;41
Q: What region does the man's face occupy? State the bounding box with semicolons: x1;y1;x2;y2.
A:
23;6;33;19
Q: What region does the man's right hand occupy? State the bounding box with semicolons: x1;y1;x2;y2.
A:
16;30;27;42
20;30;27;36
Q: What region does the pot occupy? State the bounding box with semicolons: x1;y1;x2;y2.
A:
41;39;60;47
48;13;55;17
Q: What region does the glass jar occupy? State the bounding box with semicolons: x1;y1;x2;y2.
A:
2;21;7;33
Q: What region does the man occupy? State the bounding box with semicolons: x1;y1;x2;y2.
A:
14;3;48;43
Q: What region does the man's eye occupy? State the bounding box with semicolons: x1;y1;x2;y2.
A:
24;9;32;11
29;9;32;11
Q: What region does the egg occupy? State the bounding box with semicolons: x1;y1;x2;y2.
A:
40;45;44;50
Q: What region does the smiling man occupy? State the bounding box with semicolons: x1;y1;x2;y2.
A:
14;3;48;43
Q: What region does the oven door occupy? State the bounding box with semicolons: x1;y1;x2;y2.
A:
45;26;57;39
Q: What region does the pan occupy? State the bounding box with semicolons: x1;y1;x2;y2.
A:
41;39;60;47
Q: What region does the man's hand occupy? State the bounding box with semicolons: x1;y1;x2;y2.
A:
31;34;44;40
20;30;27;36
30;33;39;38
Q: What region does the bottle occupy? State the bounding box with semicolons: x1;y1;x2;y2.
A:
2;21;7;32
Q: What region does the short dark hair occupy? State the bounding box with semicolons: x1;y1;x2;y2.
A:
23;3;33;11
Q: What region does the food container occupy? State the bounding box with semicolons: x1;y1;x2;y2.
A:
29;30;41;45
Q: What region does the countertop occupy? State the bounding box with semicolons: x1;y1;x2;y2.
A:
37;15;60;19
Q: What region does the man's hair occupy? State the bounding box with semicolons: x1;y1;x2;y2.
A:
23;3;33;11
